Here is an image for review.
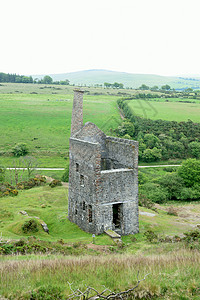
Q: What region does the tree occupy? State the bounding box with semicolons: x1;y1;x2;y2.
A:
184;88;193;93
161;84;171;90
142;147;162;162
104;82;112;88
42;75;53;84
143;133;160;149
117;120;135;137
188;141;200;158
139;84;149;90
60;79;70;85
151;85;159;91
112;82;124;89
178;159;200;187
20;156;39;178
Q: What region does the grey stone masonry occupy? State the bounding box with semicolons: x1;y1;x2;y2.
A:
71;89;84;136
68;90;139;235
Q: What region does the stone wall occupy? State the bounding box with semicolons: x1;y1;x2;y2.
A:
99;168;139;235
106;136;138;169
68;137;101;233
71;89;84;136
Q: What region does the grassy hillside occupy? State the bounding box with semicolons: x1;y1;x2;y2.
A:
0;184;200;299
0;183;199;246
33;69;200;89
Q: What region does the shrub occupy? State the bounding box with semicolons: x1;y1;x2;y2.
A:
183;229;200;243
31;286;63;300
167;206;178;216
0;166;5;182
139;193;155;210
17;176;46;190
178;158;200;187
22;219;39;233
138;171;148;185
163;166;178;172
12;143;29;157
49;179;62;188
188;141;200;158
0;183;18;197
158;172;184;200
179;186;200;200
144;230;158;243
142;147;162;162
61;166;69;182
140;182;169;203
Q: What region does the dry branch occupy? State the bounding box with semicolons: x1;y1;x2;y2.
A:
68;271;150;299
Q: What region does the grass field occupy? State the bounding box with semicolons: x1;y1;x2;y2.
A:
0;183;199;245
1;251;200;299
1;84;200;169
127;98;200;122
0;184;200;299
0;90;121;169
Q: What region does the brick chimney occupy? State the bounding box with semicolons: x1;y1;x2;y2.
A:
71;89;84;136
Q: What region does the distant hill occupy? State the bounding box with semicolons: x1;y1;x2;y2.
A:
32;69;200;90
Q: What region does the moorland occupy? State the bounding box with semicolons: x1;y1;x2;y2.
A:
0;81;200;299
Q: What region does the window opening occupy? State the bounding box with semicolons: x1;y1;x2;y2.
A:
88;205;92;223
83;201;86;210
76;163;79;172
80;175;84;186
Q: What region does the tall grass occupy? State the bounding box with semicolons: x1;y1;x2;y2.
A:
0;250;200;299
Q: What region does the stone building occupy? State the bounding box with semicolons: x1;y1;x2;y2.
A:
68;89;139;235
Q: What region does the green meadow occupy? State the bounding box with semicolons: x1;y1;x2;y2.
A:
1;183;199;243
127;98;200;122
1;83;200;299
0;90;121;168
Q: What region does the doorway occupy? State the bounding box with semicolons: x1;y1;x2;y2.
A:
112;203;122;229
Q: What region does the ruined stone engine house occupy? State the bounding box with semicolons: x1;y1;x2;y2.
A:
68;89;139;235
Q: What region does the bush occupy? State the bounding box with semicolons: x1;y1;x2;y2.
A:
0;166;5;182
139;193;155;210
178;158;200;187
158;172;184;200
167;206;178;216
179;186;200;200
0;183;18;197
12;143;29;157
17;176;46;190
22;219;39;233
140;182;169;203
183;229;200;243
49;179;62;188
188;141;200;158
142;147;162;162
138;170;148;185
61;166;69;182
31;286;63;300
144;230;158;243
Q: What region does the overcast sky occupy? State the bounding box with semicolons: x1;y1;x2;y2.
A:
1;0;200;76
